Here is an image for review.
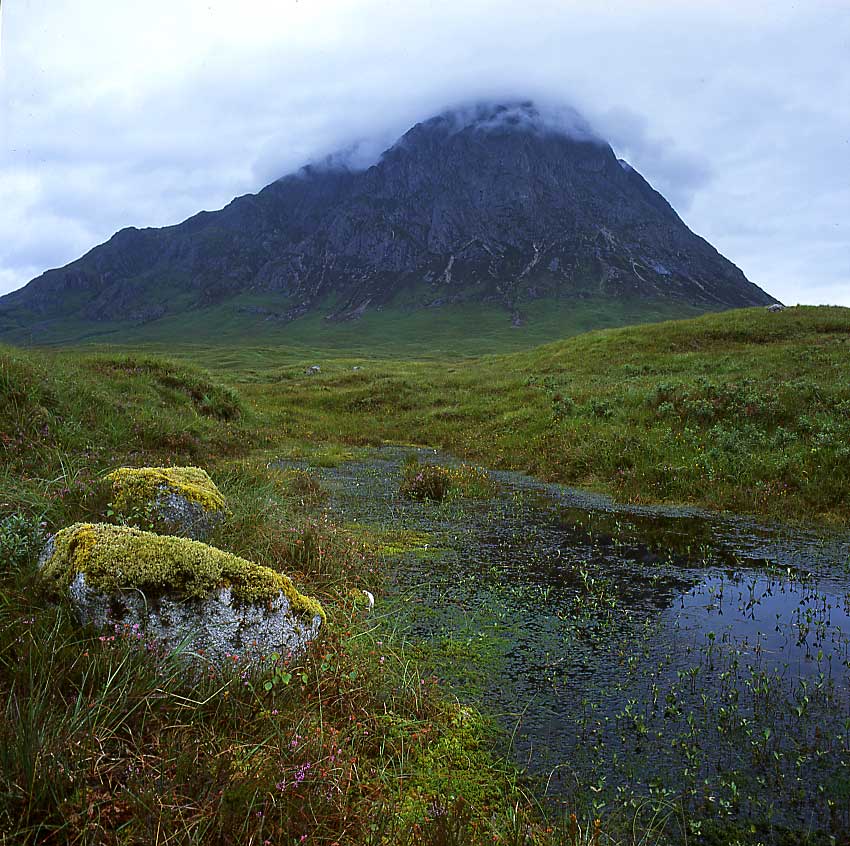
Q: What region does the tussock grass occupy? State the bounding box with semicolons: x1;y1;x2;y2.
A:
0;346;252;522
242;306;850;523
399;456;498;502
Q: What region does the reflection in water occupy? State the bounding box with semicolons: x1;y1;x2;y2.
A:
278;447;850;837
670;572;850;679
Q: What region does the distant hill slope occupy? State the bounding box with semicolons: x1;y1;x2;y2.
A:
243;306;850;523
0;101;776;344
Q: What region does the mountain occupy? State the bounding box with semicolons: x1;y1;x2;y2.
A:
0;101;776;342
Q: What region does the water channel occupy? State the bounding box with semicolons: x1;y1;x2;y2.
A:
279;447;850;838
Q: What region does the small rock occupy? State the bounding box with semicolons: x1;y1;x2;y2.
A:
38;523;324;667
104;466;227;541
305;365;322;375
766;303;786;312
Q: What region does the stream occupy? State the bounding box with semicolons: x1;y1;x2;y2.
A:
279;446;850;837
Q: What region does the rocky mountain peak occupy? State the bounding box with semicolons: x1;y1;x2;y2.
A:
409;100;599;141
0;100;776;339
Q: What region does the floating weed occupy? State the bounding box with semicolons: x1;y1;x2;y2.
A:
304;445;850;843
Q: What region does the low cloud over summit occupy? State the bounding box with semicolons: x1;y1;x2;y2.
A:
1;1;847;304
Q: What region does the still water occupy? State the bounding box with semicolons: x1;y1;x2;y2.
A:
280;447;850;836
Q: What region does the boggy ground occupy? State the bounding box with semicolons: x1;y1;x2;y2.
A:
233;305;850;526
1;305;849;844
285;445;850;844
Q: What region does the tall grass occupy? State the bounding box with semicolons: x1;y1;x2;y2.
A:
0;470;574;845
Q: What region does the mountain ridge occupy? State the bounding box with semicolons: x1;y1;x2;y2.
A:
0;101;777;341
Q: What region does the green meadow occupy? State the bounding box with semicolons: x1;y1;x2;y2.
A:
0;294;702;357
1;304;848;844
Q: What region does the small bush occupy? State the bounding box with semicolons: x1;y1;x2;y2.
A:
588;398;614;419
401;463;452;502
646;378;787;426
551;393;576;420
0;512;45;572
400;459;497;503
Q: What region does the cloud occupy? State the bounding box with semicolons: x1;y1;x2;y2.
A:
1;0;848;305
590;107;714;212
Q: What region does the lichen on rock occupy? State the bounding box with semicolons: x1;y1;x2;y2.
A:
104;466;227;540
38;523;324;665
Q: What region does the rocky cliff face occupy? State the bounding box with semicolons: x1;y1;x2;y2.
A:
0;101;776;331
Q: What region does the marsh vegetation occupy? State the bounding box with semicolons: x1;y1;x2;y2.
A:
289;446;850;843
2;305;849;843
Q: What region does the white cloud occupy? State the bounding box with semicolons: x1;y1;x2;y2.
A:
0;0;848;304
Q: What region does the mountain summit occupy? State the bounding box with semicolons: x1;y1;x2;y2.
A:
0;101;776;339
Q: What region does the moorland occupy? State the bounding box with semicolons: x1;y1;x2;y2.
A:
2;304;849;845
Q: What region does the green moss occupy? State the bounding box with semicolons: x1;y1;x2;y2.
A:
39;522;324;620
105;466;227;514
404;704;507;811
345;525;442;557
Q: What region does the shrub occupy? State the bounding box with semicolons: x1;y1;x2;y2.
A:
399;459;497;503
647;379;786;426
401;463;452;502
588;399;614;419
551;393;576;420
0;512;45;573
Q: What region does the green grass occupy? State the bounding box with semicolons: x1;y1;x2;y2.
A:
2;294;703;359
239;305;850;524
2;303;849;843
0;347;252;526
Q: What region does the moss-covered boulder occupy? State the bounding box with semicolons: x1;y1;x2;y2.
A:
38;523;324;666
105;466;227;540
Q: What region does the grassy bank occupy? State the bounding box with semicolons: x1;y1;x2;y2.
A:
240;306;850;524
0;345;562;845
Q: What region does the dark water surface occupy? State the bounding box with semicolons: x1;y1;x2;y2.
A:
279;447;850;836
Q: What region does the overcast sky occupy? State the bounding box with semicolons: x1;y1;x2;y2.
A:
1;0;848;305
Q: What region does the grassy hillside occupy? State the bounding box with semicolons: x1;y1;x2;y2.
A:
1;294;703;357
239;305;850;524
0;347;251;523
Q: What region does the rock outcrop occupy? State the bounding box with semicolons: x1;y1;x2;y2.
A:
38;523;324;666
105;466;227;541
